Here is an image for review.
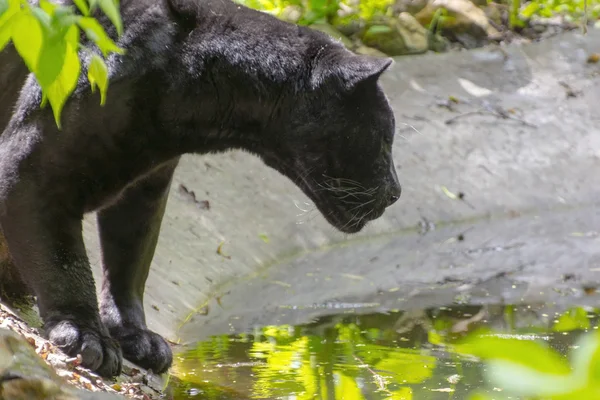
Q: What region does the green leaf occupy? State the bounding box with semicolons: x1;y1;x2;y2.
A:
485;360;580;397
364;24;392;35
72;0;90;15
0;12;15;51
520;1;539;19
39;0;57;16
45;24;81;128
97;0;122;35
0;0;20;51
11;11;44;72
0;19;11;50
309;0;327;13
78;16;123;56
87;53;108;105
571;332;600;383
1;0;19;19
50;6;80;36
37;33;67;88
29;6;52;30
455;334;572;375
0;0;8;15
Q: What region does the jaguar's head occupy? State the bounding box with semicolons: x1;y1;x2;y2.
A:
264;45;400;233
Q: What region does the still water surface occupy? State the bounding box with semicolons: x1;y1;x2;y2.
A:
169;303;596;399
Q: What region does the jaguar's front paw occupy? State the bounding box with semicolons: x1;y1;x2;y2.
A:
46;318;122;377
110;327;173;373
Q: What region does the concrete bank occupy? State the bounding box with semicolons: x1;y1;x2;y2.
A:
80;29;600;343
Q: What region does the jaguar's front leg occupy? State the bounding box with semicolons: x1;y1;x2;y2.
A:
0;184;122;377
98;159;179;373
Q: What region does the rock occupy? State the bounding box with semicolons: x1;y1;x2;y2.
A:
0;329;123;400
330;0;365;37
428;32;450;52
331;13;364;37
279;5;302;24
354;45;389;57
396;12;430;53
393;0;429;15
415;0;499;38
309;23;354;49
361;13;429;56
362;25;406;56
483;2;508;27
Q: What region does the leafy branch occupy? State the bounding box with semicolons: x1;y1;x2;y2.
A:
0;0;124;128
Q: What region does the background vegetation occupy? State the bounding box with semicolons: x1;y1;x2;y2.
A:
237;0;600;28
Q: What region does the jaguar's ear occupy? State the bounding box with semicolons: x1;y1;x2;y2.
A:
165;0;199;31
310;49;393;91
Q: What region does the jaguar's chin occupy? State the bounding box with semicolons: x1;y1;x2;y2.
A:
265;157;389;233
300;182;385;234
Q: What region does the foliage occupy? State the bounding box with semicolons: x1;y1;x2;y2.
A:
458;331;600;399
0;0;124;128
453;306;600;400
237;0;600;32
517;0;600;23
234;0;394;25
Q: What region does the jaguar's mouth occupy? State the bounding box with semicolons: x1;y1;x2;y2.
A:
295;175;385;234
263;156;388;233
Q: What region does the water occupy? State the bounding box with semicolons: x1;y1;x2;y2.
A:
169;303;597;399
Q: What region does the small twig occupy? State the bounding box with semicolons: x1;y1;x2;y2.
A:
445;110;486;125
445;107;536;128
583;0;588;35
353;354;391;394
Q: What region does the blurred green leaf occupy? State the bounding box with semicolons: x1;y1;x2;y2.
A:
97;0;122;35
571;332;600;384
30;6;52;30
78;16;123;56
0;0;18;51
45;24;81;128
365;24;392;35
12;11;44;72
88;53;109;105
485;359;579;397
37;33;67;88
73;0;90;15
455;334;571;375
520;1;539;18
0;0;8;15
38;0;57;15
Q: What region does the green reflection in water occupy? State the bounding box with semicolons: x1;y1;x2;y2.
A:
171;304;600;399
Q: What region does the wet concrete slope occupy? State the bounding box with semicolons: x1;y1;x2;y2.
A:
81;30;600;342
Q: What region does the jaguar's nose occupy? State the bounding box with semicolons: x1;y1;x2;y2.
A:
385;163;401;208
386;185;401;207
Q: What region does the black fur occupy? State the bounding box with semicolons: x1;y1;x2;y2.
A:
0;0;400;377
